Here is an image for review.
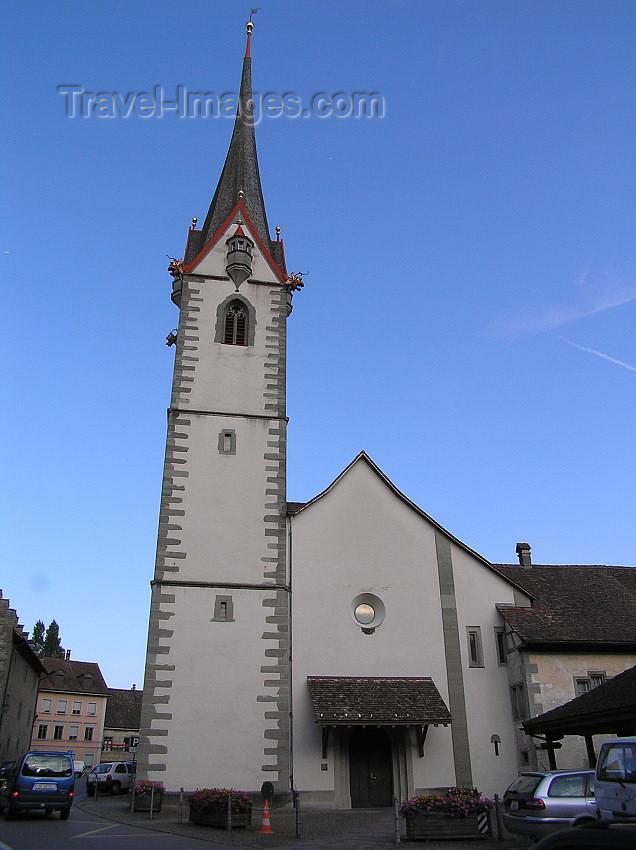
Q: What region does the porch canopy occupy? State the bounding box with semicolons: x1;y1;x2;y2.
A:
307;676;452;757
522;664;636;769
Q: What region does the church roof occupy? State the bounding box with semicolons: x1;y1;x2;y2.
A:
307;676;452;725
186;22;285;276
494;564;636;647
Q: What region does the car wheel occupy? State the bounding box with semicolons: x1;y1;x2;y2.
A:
110;782;121;795
60;807;70;820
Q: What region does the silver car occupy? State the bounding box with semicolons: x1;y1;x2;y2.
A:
86;761;135;795
503;770;596;840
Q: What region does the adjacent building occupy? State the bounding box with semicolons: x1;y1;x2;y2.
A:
102;686;143;758
495;555;636;770
32;657;109;769
0;593;46;761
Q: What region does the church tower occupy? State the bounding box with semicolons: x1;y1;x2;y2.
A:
138;21;296;793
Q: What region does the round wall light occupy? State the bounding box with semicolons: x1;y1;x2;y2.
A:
351;593;385;633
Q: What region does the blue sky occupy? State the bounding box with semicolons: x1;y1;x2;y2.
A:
2;1;634;689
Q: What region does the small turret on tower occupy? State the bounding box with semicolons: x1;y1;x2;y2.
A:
225;220;254;289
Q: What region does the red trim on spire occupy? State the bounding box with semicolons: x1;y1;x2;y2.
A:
183;200;287;284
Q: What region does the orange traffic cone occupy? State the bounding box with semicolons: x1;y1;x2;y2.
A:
257;799;274;834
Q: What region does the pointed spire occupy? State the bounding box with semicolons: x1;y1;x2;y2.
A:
200;20;270;249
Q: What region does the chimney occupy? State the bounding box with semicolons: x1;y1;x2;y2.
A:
65;649;71;660
516;542;532;567
132;684;136;691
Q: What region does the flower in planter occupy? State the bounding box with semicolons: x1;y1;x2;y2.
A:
188;788;252;813
134;780;165;797
399;786;492;818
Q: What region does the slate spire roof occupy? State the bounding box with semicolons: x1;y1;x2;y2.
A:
199;22;270;253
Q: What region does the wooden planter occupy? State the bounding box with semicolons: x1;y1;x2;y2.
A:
405;810;491;841
188;805;252;829
134;793;163;813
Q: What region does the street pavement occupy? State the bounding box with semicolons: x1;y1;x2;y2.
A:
76;793;534;849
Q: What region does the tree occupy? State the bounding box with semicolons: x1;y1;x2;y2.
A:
42;620;65;658
32;619;46;656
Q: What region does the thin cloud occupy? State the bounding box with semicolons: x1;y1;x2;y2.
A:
560;337;636;373
495;269;636;336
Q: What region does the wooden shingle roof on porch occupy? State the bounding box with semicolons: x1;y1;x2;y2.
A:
307;676;452;726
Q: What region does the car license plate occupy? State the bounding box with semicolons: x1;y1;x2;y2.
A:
34;783;56;790
510;800;519;811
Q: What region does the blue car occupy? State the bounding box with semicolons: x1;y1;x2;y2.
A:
0;750;75;820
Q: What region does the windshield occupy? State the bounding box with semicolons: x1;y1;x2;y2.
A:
22;754;73;778
505;774;543;798
94;764;113;774
597;742;636;784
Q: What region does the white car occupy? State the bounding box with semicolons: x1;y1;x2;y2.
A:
86;761;135;795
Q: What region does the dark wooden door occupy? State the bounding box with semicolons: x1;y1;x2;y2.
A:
349;727;393;807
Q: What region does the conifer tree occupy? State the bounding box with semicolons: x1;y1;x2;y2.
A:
32;619;46;656
42;619;65;658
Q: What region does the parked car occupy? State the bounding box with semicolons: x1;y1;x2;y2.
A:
0;761;15;792
0;750;75;820
531;820;636;849
503;769;596;840
86;761;135;795
595;736;636;821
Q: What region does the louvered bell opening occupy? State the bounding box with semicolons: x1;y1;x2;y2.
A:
224;302;247;345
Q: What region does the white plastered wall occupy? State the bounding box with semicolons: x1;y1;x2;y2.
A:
290;457;520;802
165;415;275;586
147;585;279;791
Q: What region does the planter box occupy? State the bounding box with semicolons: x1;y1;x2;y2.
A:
134;793;163;813
405;810;491;841
188;805;252;829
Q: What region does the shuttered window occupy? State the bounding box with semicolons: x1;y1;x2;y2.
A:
223;301;247;345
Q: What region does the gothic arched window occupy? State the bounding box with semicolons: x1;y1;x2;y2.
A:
223;300;247;345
